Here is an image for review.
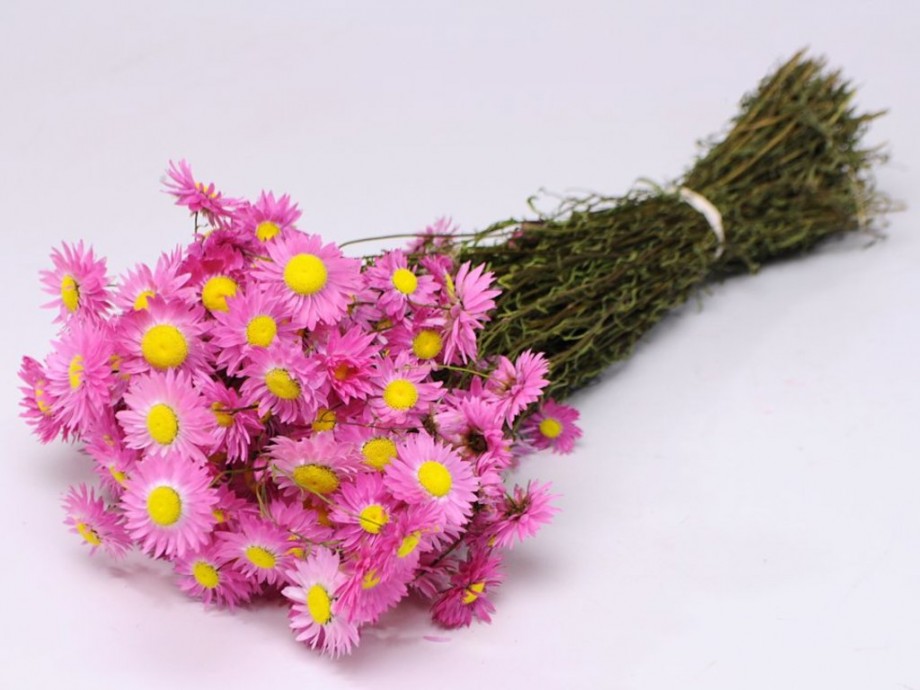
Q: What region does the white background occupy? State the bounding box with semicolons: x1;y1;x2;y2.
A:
1;2;919;688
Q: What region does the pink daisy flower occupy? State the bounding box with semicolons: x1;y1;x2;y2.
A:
217;514;293;587
163;159;238;224
117;296;213;376
383;308;447;363
486;349;550;422
436;395;511;470
489;480;559;549
439;261;501;364
44;321;115;436
335;420;401;472
268;433;361;500
314;325;378;404
114;247;189;313
267;499;333;550
363;250;438;319
329;472;397;551
405;216;457;255
18;356;66;443
117;369;215;463
336;556;411;625
239;343;324;425
62;484;131;558
84;414;139;495
523;399;582;454
252;232;361;330
210;285;299;375
40;241;110;324
282;547;360;657
431;548;503;628
175;540;256;609
237;190;302;244
385;431;478;530
369;351;442;426
121;454;219;559
196;378;261;463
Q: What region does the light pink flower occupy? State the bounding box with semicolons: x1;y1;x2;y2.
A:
439;261;501;364
237;190;301;244
175;540;256;609
217;514;294;587
282;548;360;657
117;369;215;463
385;431;478;530
121;454;219;559
252;232;361;330
489;480;559;549
239;343;324;425
268;433;361;499
18;356;67;443
117;296;213;377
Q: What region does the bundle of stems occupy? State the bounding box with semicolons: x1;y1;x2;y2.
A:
455;51;890;399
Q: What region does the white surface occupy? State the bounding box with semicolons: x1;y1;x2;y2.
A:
1;1;919;688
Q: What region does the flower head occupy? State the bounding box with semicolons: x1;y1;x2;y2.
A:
62;484;131;558
385;431;478;530
252;232;361;330
282;548;360;657
523;399;582;454
121;454;219;558
40;241;110;324
117;369;214;463
175;540;256;609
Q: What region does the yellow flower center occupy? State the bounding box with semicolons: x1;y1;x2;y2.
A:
397;530;422;558
539;417;563;439
34;385;51;415
391;268;418;296
192;561;220;589
283;253;327;295
417;460;452;498
256;220;281;242
245;315;277;347
463;581;486;605
265;368;300;400
412;330;443;360
61;274;79;312
358;504;389;534
146;485;182;526
332;362;354;381
146;403;179;445
362;569;381;590
76;521;101;546
211;401;234;428
291;464;340;495
68;355;84;390
311;407;336;432
134;289;156;311
245;545;277;570
141;324;189;369
108;464;128;486
306;584;332;625
212;508;226;524
383;379;418;411
201;275;238;312
361;437;397;471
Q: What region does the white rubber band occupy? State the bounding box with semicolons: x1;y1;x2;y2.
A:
677;186;725;259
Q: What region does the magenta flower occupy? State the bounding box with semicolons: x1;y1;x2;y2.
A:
117;296;213;377
237;190;302;244
363;250;438;320
523;399;582;454
239;343;324;425
62;484;131;558
489;481;559;549
163;159;238;224
114;247;189;313
439;261;501;364
431;548;503;628
217;514;294;587
268;433;361;499
486;349;550;422
18;356;67;443
44;321;116;436
40;241;110;324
